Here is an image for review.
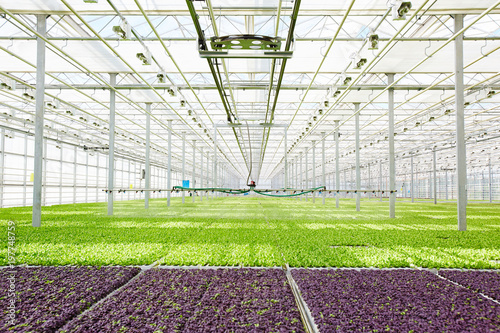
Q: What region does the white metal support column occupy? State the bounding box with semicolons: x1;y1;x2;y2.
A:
379;160;383;202
145;103;151;209
192;140;196;203
182;132;186;203
0;129;4;208
284;128;288;192
207;155;210;200
32;15;46;227
334;120;340;208
300;153;303;200
445;169;449;200
59;145;63;205
24;135;28;206
433;148;437;204
411;155;414;203
355;103;361;211
167;120;172;207
489;158;493;203
107;73;116;216
322;132;326;205
312;141;316;203
455;14;467;231
305;148;308;202
213;126;217;191
200;147;203;202
73;146;77;204
96;151;99;202
387;73;396;218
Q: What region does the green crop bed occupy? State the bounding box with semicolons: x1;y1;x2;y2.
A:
1;197;500;268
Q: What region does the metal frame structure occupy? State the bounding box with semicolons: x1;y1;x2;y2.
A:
0;1;499;229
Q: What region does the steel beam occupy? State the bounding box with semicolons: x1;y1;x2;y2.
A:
489;158;493;203
192;140;196;203
107;73;116;216
145;103;151;209
182;132;186;204
214;126;217;190
200;146;203;202
322;132;326;205
284;128;288;192
411;155;414;203
379;160;383;202
305;148;308;202
455;14;467;231
335;120;340;208
32;15;46;227
312;141;316;204
355;103;361;211
167;120;172;207
433;148;437;204
39;84;500;91
388;73;396;219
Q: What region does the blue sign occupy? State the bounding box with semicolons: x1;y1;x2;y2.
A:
182;180;190;188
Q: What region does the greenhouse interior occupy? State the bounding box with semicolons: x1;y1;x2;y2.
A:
1;0;500;332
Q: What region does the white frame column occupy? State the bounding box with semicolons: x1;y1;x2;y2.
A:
145;103;151;209
355;103;361;211
335;120;340;208
32;15;46;226
387;73;396;218
167;120;172;207
321;132;326;205
455;14;467;230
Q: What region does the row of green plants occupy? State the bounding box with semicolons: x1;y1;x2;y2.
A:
1;198;499;268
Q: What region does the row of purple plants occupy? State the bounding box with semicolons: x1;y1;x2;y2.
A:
59;268;304;333
292;269;500;332
0;266;141;332
440;270;500;301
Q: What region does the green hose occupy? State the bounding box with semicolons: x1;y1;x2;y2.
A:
173;186;325;197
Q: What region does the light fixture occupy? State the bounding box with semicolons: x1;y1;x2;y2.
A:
317;108;323;115
0;80;13;90
167;86;177;97
487;90;496;98
180;100;186;107
368;34;379;50
444;109;452;115
46;101;57;109
22;92;35;100
332;88;341;98
112;20;131;40
136;50;151;65
188;109;193;116
392;1;412;20
2;108;14;117
157;71;166;83
340;74;352;86
352;57;367;70
323;100;329;108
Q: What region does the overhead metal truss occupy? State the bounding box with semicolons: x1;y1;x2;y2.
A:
0;0;499;215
